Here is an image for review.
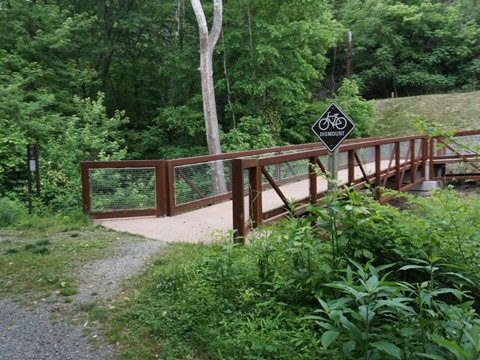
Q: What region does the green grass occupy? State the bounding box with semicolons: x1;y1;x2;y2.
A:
0;216;123;299
106;243;215;359
373;91;480;137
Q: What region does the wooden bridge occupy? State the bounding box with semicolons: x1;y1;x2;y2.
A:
81;130;480;243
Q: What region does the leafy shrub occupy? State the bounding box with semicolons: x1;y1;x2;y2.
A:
0;120;27;196
39;93;128;211
0;198;27;228
119;187;480;359
309;258;480;359
221;116;277;152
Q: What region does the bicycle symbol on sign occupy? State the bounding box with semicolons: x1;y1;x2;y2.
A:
318;112;347;131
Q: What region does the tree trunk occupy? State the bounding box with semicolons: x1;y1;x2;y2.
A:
190;0;228;195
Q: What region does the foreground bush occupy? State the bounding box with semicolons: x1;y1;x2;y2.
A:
118;187;480;359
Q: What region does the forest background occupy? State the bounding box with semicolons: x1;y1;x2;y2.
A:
1;0;479;211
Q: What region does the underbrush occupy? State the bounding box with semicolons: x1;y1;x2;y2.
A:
115;187;480;359
0;197;91;232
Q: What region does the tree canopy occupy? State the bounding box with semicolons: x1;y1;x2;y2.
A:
1;0;479;207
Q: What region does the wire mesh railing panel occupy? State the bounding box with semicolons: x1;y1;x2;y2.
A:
355;147;376;166
380;144;396;162
400;141;411;158
318;155;329;169
283;159;310;179
259;160;309;206
280;159;309;182
415;139;424;158
174;159;232;206
442;135;480;156
262;159;310;187
353;147;377;179
89;167;156;212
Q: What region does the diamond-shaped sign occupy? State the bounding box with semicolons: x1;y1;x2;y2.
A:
311;103;356;152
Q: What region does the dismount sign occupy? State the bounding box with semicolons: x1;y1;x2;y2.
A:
311;103;355;152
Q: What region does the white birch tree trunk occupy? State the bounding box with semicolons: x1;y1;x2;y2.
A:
190;0;228;195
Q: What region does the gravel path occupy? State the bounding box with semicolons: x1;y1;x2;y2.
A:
0;234;168;359
0;298;117;359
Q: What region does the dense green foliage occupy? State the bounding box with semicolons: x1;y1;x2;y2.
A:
333;0;480;98
1;0;479;209
116;187;480;359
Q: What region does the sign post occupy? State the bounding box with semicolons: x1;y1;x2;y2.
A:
328;148;339;191
27;144;40;215
311;103;355;191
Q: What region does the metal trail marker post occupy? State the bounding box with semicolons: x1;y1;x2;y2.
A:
311;103;356;191
27;144;40;215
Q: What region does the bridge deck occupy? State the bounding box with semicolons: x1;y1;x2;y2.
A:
97;161;384;243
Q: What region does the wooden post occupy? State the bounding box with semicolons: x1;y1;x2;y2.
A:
155;160;167;217
81;162;91;215
429;138;435;180
395;143;401;190
422;137;427;181
249;162;263;229
375;145;382;200
231;158;245;240
410;140;416;183
165;161;176;216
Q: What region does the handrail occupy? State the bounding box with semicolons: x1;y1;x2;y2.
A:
164;137;383;215
81;131;479;221
232;136;427;240
429;129;480;180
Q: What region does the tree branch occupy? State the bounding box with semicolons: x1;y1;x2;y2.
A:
190;0;209;40
208;0;223;49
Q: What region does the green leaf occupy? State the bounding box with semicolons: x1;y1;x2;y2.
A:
337;235;348;246
416;353;447;360
314;321;336;332
365;275;379;292
398;265;425;271
432;337;469;359
346;265;353;283
321;330;340;349
342;340;357;355
444;272;474;285
419;291;432;306
339;316;363;343
374;299;415;314
400;328;417;336
371;341;402;359
362;249;374;260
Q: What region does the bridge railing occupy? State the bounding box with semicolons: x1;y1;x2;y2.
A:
81;160;167;219
82;140;372;218
232;136;427;238
164;138;378;216
82;131;479;221
164;143;326;216
80;137;425;220
429;129;480;180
